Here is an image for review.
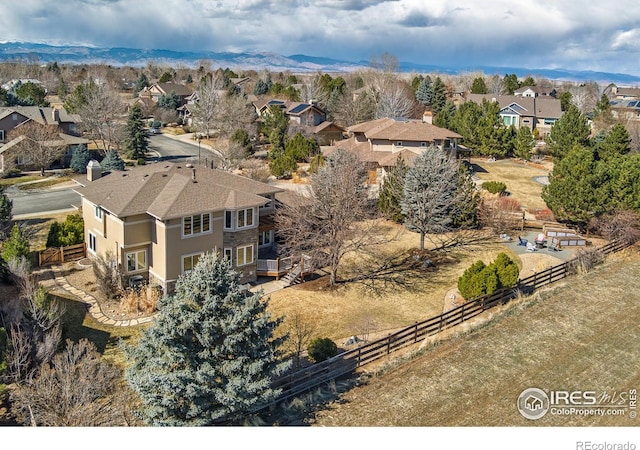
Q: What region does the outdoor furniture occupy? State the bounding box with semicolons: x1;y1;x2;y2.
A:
534;232;546;249
526;242;537;252
518;236;528;246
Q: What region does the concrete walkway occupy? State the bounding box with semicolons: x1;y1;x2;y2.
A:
44;264;155;328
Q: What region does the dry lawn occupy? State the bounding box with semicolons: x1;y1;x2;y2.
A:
471;157;551;211
311;246;640;426
18;211;73;251
267;223;521;344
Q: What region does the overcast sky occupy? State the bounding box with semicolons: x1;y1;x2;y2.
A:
2;0;640;74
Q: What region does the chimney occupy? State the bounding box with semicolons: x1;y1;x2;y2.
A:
87;160;102;182
51;107;59;123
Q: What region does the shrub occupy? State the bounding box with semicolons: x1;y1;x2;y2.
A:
46;214;84;247
1;224;30;265
482;181;507;194
567;247;605;275
479;196;522;233
92;250;122;299
457;253;519;300
533;208;555;222
121;284;160;314
307;337;338;363
137;158;146;166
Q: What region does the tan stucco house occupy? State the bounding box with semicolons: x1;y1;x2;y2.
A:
75;162;282;294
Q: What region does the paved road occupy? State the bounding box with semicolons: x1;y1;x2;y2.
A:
8;185;81;218
148;133;218;164
9;134;220;218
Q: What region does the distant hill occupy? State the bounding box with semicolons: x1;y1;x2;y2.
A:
1;41;639;84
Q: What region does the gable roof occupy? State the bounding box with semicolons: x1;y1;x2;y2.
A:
0;106;81;126
75;163;282;220
153;83;193;97
348;117;462;142
465;94;562;120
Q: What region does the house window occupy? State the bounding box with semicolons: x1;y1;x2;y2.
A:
237;208;254;229
236;244;254;267
0;130;4;141
88;232;97;254
95;206;103;221
182;213;211;237
543;118;556;126
182;252;203;273
126;250;147;272
224;210;233;229
224;248;232;263
258;231;272;247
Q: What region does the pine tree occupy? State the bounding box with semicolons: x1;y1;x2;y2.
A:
513;126;535;160
123;105;149;160
546;104;590;159
377;156;408;223
124;253;289;425
430;77;447;115
471;77;488;94
401;147;461;250
100;150;125;171
1;224;30;265
0;189;12;238
415;76;432;106
70;145;91;174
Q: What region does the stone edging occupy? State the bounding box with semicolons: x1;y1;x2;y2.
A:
49;264;155;328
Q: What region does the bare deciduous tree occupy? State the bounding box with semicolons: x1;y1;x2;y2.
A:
275;148;381;286
282;310;316;369
9;338;127;426
190;72;225;137
75;81;123;152
214;93;257;137
211;139;247;171
7;122;67;176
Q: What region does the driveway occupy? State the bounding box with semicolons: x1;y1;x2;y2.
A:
147;133;220;164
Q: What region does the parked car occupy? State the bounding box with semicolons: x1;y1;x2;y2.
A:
149;127;161;135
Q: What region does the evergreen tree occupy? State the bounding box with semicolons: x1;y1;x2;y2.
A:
433;100;456;129
100;150;125;171
123;104;148;160
125;253;289;425
452;163;480;229
156;91;181;110
502;74;520;95
69;145;91;174
595;123;631;158
411;75;424;93
513;126;535;160
134;73;149;98
253;79;269;95
415;76;432;106
430;77;447;115
559;91;573;111
470;77;488;94
401;147;461;250
377;156;408;223
542;145;609;224
284;132;319;162
546;104;590;159
0;189;12;239
2;224;30;265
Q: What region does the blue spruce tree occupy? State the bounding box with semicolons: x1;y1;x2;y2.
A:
124;252;290;425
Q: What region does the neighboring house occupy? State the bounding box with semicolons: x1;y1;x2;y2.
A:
607;85;640;101
0;106;87;172
75;162;283;294
323;117;462;182
137;82;193;108
465;94;563;137
609;99;640;121
254;99;345;145
514;85;557;98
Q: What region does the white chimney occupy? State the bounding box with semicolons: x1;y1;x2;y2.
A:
87;160;102;181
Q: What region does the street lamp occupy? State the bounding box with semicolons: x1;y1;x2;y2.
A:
197;135;201;164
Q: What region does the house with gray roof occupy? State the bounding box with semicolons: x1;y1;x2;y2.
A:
465;94;563;137
75;162;283;293
0;105;87;172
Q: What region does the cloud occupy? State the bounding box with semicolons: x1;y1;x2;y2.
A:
1;0;640;74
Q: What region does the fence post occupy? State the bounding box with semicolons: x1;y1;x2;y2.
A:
276;258;280;280
414;322;418;343
60;246;64;263
387;335;391;355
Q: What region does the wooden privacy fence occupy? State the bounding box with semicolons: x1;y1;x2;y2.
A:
38;243;86;266
252;239;632;414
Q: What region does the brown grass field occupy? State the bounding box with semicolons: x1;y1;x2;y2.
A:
310;246;640;426
266;223;520;344
471;157;551;211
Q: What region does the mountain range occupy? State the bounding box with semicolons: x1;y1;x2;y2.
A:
1;41;640;85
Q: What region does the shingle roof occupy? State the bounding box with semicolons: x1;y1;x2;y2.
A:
155;83;193;97
348;117;462;141
76;163;282;220
465;94;562;120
